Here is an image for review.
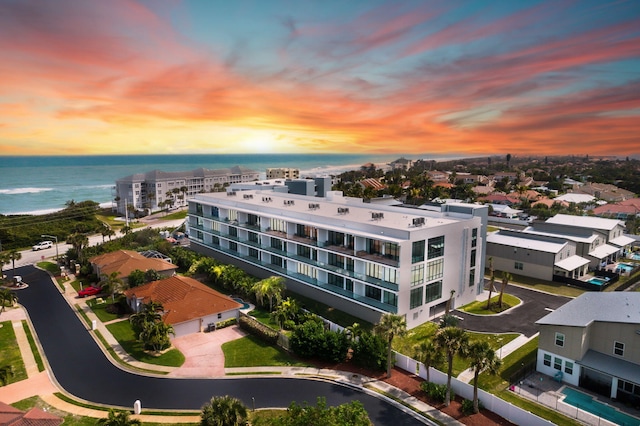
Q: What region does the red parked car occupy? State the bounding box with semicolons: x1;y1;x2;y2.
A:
78;286;101;298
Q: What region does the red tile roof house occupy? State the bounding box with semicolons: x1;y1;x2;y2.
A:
0;401;62;426
89;250;178;285
123;275;243;337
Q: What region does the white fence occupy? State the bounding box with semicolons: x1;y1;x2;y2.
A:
394;352;555;426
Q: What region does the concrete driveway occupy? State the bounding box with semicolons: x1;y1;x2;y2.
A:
169;326;247;378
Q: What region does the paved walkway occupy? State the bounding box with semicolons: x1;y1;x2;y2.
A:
0;271;458;425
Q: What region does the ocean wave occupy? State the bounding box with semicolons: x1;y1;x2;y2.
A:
0;187;54;195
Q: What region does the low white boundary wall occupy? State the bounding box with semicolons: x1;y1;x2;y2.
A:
394;352;555;426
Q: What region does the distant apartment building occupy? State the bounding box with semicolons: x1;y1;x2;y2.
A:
266;167;300;180
114;166;259;215
187;189;488;329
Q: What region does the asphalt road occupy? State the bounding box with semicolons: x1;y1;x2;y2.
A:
454;282;572;337
15;265;427;425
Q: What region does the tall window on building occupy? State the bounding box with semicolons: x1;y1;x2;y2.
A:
428;236;445;259
228;209;238;221
211;206;219;217
247;214;259;227
196;203;203;215
471;228;478;247
328;230;345;246
229;241;237;252
297;263;316;279
383;242;399;261
365;285;382;301
383;291;398;307
327;273;343;288
410;287;423;309
411;265;424;286
248;248;259;259
470;249;476;268
614;341;625;356
469;269;475;287
555;333;565;347
426;259;444;281
345;279;354;293
367;239;382;255
412;240;425;264
228;227;237;237
425;280;442;303
328;253;344;268
270;237;283;251
248;232;259;243
271;255;283;268
270;218;286;233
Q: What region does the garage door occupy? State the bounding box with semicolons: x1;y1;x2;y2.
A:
173;320;200;337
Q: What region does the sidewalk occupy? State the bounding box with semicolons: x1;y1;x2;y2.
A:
1;270;455;425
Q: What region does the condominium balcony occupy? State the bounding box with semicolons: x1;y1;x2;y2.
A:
356;251;399;268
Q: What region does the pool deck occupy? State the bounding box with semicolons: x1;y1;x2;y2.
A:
513;372;640;426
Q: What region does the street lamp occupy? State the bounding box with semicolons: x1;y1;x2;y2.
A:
41;234;59;260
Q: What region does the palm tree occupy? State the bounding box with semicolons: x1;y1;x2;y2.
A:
467;341;502;413
0;365;14;386
7;249;21;277
0;251;10;278
435;326;469;406
498;272;512;309
120;225;132;236
346;322;364;342
0;288;18;314
180;186;188;206
251;276;285;311
485;257;495;310
130;301;163;334
200;395;248;426
97;409;141;426
101;271;124;302
139;320;174;352
413;340;444;383
66;233;89;263
374;313;407;378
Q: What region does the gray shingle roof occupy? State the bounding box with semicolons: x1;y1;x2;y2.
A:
536;293;640;327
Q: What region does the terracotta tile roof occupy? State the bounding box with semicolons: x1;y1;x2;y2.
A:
593;204;640;216
359;178;386;190
0;402;62;426
124;276;242;325
90;250;177;277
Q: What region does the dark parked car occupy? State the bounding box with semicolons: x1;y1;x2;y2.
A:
78;286;101;298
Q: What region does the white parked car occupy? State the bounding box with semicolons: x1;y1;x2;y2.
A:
32;241;53;251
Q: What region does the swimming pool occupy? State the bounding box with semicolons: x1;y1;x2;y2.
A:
562;388;640;426
629;253;640;261
232;297;251;310
616;263;636;273
587;277;609;286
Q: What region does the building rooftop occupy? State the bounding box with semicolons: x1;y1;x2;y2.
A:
545;214;623;231
536;293;640;327
487;231;567;253
90;250;177;277
193;190;484;240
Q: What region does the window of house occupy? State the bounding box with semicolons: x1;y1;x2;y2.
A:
555;333;565;347
554;357;562;370
411;265;424;286
217;313;222;319
412;240;425;263
543;353;551;367
515;262;523;270
428;236;445;259
614;341;624;356
425;280;442;303
564;361;573;375
410;287;423;309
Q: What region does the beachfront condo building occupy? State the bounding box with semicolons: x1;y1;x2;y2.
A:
187;190;488;329
114;166;259;216
266;168;300;180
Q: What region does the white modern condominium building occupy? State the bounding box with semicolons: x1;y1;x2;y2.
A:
188;190;488;329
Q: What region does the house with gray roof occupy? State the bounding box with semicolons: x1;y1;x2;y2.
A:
535;293;640;405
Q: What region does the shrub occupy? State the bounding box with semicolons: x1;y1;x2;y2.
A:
215;317;237;329
238;315;278;344
461;398;482;415
420;382;452;403
351;331;386;371
290;317;325;358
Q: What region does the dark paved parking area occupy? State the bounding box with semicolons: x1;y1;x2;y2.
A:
453;283;572;337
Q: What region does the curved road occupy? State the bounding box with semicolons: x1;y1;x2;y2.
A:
15;265;426;425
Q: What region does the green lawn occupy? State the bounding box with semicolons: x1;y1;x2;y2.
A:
460;293;521;314
160;210;188;220
105;320;185;367
248;308;279;330
87;297;123;323
222;334;311;368
36;261;61;276
0;320;28;385
21;320;44;372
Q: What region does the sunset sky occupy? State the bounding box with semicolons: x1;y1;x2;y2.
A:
1;0;639;157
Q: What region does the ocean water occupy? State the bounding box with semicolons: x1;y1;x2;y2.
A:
0;153;455;215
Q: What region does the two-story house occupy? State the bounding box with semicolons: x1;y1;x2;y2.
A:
536;293;640;406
